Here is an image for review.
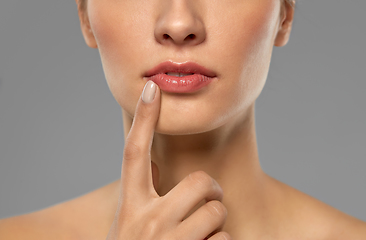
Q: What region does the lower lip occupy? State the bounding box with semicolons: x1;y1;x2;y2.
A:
145;74;214;93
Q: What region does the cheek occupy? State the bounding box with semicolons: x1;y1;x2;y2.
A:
210;1;281;112
88;1;153;113
86;0;281;134
213;1;280;73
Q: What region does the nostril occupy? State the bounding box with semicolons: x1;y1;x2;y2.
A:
186;34;196;40
162;33;196;42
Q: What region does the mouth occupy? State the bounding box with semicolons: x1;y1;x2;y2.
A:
164;72;195;77
144;60;217;93
144;60;217;78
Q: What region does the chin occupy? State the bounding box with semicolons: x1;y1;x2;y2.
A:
154;105;231;136
155;119;216;135
154;113;211;136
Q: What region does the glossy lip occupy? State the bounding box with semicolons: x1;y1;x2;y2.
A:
144;60;217;93
144;60;217;78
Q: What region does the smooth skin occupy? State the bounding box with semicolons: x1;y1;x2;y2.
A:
1;0;366;239
106;80;229;239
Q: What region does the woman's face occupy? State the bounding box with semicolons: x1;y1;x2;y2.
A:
79;0;292;135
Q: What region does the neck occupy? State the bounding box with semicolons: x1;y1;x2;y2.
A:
122;103;270;238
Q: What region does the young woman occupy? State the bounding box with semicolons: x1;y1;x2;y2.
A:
1;0;365;239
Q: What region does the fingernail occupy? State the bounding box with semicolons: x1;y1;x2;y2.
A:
142;80;157;103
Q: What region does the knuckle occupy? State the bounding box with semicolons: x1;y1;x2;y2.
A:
144;218;160;236
218;231;232;240
123;140;143;161
137;211;165;238
205;200;227;219
188;171;214;189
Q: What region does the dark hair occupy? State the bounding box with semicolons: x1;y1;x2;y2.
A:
284;0;296;8
78;0;87;12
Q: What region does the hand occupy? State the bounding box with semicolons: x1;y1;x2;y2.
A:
106;80;231;240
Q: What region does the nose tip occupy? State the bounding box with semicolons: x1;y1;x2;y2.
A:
154;5;206;46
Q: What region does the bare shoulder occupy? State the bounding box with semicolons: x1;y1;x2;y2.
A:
0;180;119;240
267;175;366;240
0;209;68;240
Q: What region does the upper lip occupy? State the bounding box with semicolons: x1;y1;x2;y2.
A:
144;60;217;78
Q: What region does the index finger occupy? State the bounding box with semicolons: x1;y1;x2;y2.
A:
120;80;161;202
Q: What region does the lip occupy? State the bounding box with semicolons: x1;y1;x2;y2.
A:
144;60;217;93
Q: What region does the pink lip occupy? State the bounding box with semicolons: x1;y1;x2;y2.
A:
144;61;217;93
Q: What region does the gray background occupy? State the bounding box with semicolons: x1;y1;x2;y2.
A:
0;0;365;221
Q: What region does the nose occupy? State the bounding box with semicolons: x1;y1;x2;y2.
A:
154;1;206;46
